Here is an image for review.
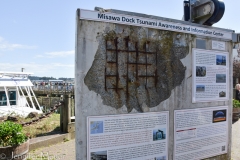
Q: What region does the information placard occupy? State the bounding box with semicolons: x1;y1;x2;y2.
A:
192;48;229;103
174;106;228;160
87;112;169;160
212;41;226;51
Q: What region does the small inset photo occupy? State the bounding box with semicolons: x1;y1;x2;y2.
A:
213;109;227;123
196;66;206;77
90;121;103;134
216;55;226;66
216;74;226;83
219;91;226;97
91;151;107;160
196;85;205;92
155;156;167;160
153;128;166;141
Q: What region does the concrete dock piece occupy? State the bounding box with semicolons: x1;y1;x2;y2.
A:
29;132;75;151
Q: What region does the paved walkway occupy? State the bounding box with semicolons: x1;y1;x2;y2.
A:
29;139;75;160
27;118;240;160
231;119;240;160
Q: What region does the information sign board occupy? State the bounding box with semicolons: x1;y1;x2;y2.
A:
87;112;169;160
212;40;226;51
192;48;229;103
174;106;228;160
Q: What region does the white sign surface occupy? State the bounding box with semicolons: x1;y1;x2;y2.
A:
174;106;228;160
87;112;169;160
192;48;229;103
80;9;232;40
212;41;226;50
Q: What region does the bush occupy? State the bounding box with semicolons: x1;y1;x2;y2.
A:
0;121;27;147
233;99;240;108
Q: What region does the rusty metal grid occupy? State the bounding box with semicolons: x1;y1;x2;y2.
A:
105;37;158;94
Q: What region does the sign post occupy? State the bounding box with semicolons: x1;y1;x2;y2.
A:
75;7;234;160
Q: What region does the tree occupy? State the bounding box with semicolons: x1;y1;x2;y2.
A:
233;50;240;78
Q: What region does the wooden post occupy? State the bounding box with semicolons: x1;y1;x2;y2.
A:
41;97;43;109
61;94;71;133
50;83;52;94
68;95;71;125
72;96;75;118
60;101;63;132
44;83;45;94
50;96;52;109
48;97;50;109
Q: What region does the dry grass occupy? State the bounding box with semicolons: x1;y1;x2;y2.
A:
22;113;60;138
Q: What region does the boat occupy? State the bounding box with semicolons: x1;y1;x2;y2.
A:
0;71;42;117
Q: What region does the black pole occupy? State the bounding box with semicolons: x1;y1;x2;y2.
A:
184;0;190;21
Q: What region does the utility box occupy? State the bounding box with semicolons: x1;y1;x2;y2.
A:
75;7;234;160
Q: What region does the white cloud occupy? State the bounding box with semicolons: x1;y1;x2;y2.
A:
46;50;74;57
0;37;4;42
0;36;37;51
51;63;74;67
35;55;45;58
36;50;74;58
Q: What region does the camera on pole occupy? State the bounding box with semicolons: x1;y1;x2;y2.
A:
183;0;225;26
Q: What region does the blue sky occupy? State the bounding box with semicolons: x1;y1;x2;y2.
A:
0;0;239;78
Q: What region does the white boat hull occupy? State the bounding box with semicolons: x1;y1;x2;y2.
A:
0;72;43;118
0;106;42;118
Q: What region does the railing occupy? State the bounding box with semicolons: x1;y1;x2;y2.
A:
32;84;74;94
27;94;75;133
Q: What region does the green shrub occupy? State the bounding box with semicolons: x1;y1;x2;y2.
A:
233;99;240;108
0;121;27;147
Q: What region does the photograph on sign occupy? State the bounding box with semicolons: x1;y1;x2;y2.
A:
90;121;104;134
212;109;227;123
90;151;107;160
196;85;205;92
192;48;229;103
153;128;166;141
174;106;228;160
87;112;169;160
196;66;206;77
216;55;226;66
155;156;167;160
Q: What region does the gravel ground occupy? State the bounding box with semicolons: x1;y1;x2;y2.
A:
29;139;75;160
